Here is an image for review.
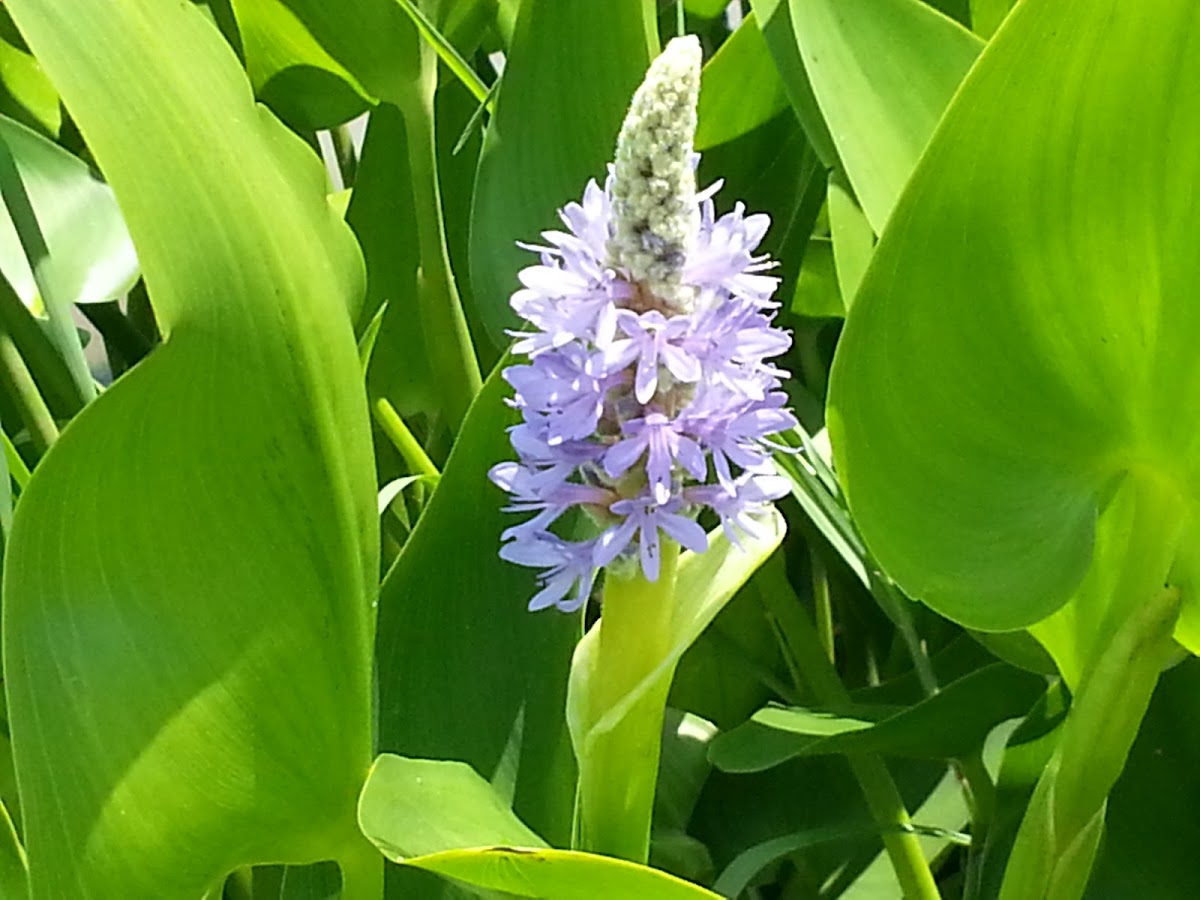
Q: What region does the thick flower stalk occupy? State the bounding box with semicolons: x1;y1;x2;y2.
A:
489;35;795;613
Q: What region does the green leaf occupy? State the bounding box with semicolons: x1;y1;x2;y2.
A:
0;8;58;136
827;171;873;309
789;237;842;319
468;0;657;345
969;0;1017;37
789;0;982;233
0;114;138;308
695;13;788;151
827;0;1200;636
685;0;730;17
2;0;376;895
409;850;723;900
358;753;722;899
346;103;435;415
749;0;839;170
375;364;581;847
236;0;421;108
229;0;373;129
358;754;547;858
710;663;1043;772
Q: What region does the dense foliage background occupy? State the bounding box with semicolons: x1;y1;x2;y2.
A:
0;0;1195;898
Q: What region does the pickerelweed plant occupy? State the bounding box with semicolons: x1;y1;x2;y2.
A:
490;35;795;862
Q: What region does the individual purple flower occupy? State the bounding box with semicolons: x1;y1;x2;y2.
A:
600;309;703;403
594;494;709;582
604;412;706;504
489;35;796;611
501;532;602;613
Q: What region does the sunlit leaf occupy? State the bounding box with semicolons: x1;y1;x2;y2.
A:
2;0;376;894
789;0;982;232
829;0;1200;637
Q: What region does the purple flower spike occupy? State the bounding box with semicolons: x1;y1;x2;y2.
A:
490;36;795;611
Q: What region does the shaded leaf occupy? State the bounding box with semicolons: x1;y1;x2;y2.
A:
469;0;657;345
375;364;581;847
695;13;788;151
710;663;1044;772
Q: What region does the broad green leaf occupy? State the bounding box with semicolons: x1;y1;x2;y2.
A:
375;365;581;847
3;0;376;895
469;0;657;345
695;13;788;151
789;0;982;233
230;0;373;129
710;663;1043;772
970;0;1017;37
359;753;722;899
237;3;483;426
827;0;1200;637
409;849;723;900
237;0;421;108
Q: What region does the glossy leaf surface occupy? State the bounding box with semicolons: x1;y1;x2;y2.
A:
2;0;376;895
829;0;1200;634
790;0;981;232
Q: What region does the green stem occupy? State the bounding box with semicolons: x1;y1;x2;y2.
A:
810;545;834;663
757;559;942;900
0;330;57;456
578;542;681;863
873;577;939;698
79;301;152;370
372;398;439;477
330;123;358;189
0;274;84;417
1000;473;1184;900
394;77;482;430
337;831;385;900
1000;584;1179;900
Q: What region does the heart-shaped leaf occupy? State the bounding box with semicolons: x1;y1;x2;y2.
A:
828;0;1200;641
